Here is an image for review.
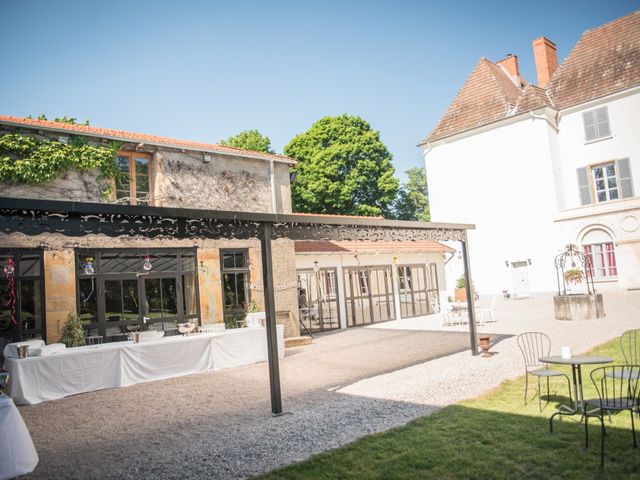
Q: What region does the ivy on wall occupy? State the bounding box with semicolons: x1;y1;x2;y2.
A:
0;133;120;187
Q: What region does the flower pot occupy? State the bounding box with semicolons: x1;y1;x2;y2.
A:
478;335;491;358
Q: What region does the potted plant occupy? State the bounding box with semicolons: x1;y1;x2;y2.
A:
455;276;467;302
59;313;86;347
564;268;584;285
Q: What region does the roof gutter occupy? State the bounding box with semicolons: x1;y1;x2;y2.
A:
0;119;297;166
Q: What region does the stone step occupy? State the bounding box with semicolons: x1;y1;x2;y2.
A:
285;336;313;347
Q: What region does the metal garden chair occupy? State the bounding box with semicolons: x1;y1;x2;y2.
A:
517;332;572;412
585;365;640;466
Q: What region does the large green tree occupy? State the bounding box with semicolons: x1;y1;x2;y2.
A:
219;129;274;153
392;167;430;221
284;115;399;216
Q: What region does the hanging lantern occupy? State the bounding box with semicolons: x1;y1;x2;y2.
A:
142;255;153;271
82;257;95;276
3;258;15;276
313;261;320;273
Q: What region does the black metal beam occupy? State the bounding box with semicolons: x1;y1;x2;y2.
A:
461;233;479;355
259;222;283;414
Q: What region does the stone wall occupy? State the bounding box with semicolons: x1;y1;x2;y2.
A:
0;125;293;214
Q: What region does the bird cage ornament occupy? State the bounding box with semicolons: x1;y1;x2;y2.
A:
554;244;595;296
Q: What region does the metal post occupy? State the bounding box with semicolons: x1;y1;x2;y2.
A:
260;222;283;414
461;233;479;355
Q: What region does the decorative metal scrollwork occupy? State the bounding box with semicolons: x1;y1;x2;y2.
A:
0;207;467;243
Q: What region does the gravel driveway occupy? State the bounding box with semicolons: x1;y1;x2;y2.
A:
19;328;474;479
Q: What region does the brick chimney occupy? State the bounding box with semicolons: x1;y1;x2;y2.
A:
497;54;520;78
532;36;558;88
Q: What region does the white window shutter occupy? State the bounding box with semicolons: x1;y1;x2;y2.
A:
595;106;611;138
577;167;592;205
616;158;634;198
583;111;597;141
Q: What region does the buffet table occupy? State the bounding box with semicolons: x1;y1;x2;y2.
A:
0;394;39;479
4;326;284;405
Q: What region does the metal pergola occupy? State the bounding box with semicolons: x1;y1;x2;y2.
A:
0;197;477;414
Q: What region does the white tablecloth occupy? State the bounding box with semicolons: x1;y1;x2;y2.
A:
0;395;39;479
4;325;284;405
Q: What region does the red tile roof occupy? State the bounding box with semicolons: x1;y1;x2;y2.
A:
547;11;640;109
422;11;639;144
0;115;296;164
294;240;455;254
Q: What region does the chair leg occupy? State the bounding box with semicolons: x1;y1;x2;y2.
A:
524;373;529;406
632;409;638;448
546;376;550;407
585;413;589;449
537;376;542;413
599;415;605;467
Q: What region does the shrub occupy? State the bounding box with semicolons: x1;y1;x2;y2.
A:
59;313;86;347
456;276;466;289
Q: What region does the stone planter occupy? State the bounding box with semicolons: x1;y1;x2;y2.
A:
553;294;604;320
454;288;466;302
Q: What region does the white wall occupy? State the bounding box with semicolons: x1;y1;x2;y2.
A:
425;117;563;295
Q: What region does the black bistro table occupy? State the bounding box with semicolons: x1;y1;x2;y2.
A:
539;355;613;440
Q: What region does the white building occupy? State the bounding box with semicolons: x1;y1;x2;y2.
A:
420;12;640;296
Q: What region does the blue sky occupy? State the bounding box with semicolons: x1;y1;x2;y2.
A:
0;0;636;182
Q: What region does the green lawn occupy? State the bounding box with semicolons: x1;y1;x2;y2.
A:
258;339;639;479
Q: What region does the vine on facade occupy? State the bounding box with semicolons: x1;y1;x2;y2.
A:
0;133;120;186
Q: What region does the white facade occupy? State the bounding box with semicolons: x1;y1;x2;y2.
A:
424;87;640;295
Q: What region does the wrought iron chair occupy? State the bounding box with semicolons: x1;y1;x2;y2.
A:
517;332;572;412
605;329;640;380
585;365;640;466
475;296;497;325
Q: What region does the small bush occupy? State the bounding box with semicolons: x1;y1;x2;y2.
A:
59;313;86;347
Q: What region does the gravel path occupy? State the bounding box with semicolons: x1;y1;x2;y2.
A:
18;291;640;479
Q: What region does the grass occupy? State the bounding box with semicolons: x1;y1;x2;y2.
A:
257;339;639;479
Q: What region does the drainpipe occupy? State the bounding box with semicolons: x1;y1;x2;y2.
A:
269;160;278;213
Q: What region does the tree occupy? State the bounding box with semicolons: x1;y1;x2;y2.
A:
219;129;274;153
29;114;89;125
284;115;399;216
392;167;430;221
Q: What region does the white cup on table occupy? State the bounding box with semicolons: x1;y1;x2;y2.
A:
561;346;572;359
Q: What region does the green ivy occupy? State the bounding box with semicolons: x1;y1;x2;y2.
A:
0;133;119;185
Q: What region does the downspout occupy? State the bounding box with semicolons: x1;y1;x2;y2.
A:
269;159;277;214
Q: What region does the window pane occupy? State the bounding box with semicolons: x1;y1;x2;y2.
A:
161;278;178;315
609;189;619;200
183;274;197;315
606;164;616;176
20;280;41;331
607;177;617;189
101;253;140;274
19;255;40;276
222;253;235;269
136;174;149;194
117;156;130;171
593;168;603;179
145;278;162;318
181;254;195;272
79;278;98;323
122;279;139;321
597;191;607;202
135;157;149;175
104;280;123;322
595;180;605;190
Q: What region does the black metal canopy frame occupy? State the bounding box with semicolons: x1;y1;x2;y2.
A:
0;197;477;414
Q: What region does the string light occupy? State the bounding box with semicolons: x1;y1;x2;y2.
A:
82;257;95;276
142;255;153;271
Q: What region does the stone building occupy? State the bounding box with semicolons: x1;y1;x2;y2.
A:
0;115;300;345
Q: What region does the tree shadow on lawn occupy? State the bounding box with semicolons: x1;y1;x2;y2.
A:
258;403;640;480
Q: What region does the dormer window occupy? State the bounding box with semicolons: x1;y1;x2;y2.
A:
582;106;611;142
115;152;151;205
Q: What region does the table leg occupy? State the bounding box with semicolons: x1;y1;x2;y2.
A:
550;364;581;433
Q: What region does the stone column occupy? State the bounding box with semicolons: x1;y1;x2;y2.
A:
44;250;77;343
196;248;223;324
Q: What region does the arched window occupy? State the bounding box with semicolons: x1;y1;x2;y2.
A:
582;229;617;278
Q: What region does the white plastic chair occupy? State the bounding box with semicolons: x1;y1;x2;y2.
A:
475;296;497;325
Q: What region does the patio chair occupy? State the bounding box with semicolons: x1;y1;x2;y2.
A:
429;298;448;327
585;365;640;466
86;335;104;345
605;330;640;380
475;296;496;325
517;332;572;412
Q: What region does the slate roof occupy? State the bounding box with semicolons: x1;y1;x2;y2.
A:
294;240;454;254
0;115;296;164
422;11;639;144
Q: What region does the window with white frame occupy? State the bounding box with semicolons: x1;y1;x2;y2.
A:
325;270;337;296
582;106;611;142
592;162;618;202
576;158;634;205
582;229;617;279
